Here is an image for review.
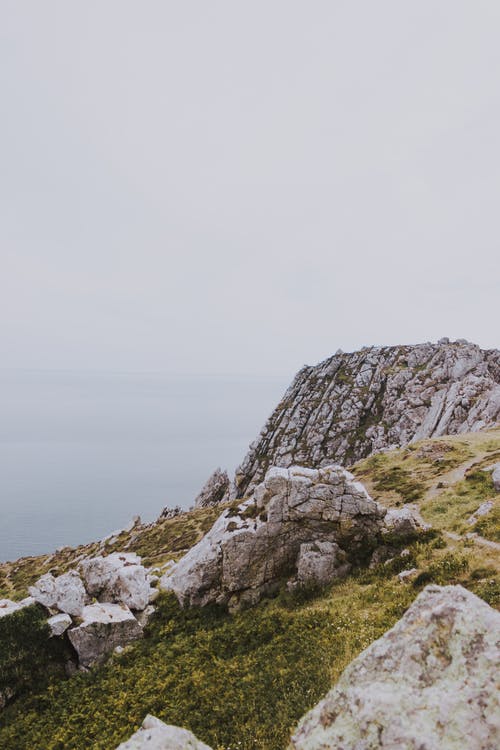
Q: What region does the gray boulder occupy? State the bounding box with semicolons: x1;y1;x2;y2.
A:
290;585;500;750
382;505;431;538
29;570;87;616
79;553;152;611
115;715;212;750
194;468;230;508
161;465;386;610
67;603;143;668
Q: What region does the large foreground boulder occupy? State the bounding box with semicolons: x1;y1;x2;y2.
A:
290;584;500;750
116;715;212;750
67;603;143;668
161;465;386;609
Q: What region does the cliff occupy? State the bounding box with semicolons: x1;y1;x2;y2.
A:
234;339;500;497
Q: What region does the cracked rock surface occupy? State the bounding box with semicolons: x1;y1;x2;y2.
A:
161;465;386;610
235;340;500;497
290;584;500;750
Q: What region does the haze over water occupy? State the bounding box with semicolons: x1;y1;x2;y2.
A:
0;370;287;562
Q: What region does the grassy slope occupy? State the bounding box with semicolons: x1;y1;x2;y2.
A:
0;428;499;750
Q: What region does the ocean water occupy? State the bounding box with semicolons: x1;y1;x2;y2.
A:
0;370;288;562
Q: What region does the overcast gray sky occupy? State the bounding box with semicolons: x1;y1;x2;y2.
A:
1;2;499;377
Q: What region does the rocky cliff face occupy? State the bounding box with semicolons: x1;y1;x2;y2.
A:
235;340;500;497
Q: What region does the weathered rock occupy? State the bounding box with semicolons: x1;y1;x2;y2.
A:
194;468;230;508
29;570;87;616
295;541;351;587
492;463;500;491
397;567;419;582
79;553;152;611
47;613;72;636
468;500;494;525
382;505;430;538
235;341;500;497
161;465;386;609
290;585;500;750
67;603;143;668
0;597;34;618
116;714;212;750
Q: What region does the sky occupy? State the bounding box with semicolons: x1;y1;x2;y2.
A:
1;1;499;378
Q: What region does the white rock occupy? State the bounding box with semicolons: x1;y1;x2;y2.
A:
67;602;143;668
48;613;72;636
29;570;87;616
382;505;430;537
0;597;34;618
397;567;419;582
468;500;494;525
115;714;212;750
79;553;152;611
291;585;500;750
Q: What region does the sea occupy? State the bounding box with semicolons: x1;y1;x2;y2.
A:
0;370;288;562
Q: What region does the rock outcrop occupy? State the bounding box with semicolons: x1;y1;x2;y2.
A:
235;340;500;497
194;468;230;508
290;584;500;750
161;465;387;609
116;715;212;750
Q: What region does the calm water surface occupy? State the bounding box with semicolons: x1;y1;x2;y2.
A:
0;371;287;562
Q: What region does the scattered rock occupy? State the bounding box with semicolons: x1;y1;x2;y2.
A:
397;567;419;582
161;465;386;609
468;500;494;525
115;714;213;750
29;571;87;616
382;505;431;538
67;603;143;668
290;585;500;750
194;468;230;508
159;505;183;520
47;613;72;637
234;341;500;497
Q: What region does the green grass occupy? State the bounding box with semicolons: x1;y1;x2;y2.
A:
420;469;497;536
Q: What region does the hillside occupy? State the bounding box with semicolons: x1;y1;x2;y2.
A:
0;427;498;750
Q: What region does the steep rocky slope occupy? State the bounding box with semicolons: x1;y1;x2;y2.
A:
234;340;500;497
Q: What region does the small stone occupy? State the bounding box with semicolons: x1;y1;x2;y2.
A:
47;613;72;636
397;568;419;582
